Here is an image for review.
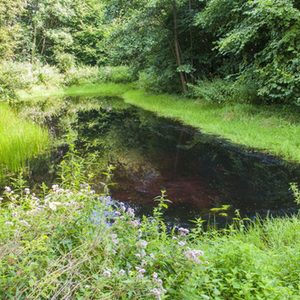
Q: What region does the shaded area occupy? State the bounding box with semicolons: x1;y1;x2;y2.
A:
73;96;300;221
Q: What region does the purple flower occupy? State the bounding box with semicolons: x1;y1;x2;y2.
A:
184;249;204;264
178;227;190;236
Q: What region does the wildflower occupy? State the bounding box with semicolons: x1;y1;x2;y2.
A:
19;220;30;227
178;241;186;247
178;227;190;236
119;269;126;276
111;234;119;245
48;201;62;211
52;184;59;191
184;249;204;264
120;204;126;212
135;266;146;278
114;211;121;217
151;287;166;300
24;188;30;195
4;186;12;193
5;221;13;226
127;207;135;217
130;220;140;227
136;240;148;249
103;270;111;278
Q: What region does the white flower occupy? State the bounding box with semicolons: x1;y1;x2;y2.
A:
111;234;119;245
178;227;190;236
5;221;13;226
151;287;166;300
103;270;111;278
136;240;148;249
130;220;140;227
48;201;62;211
119;269;126;276
4;186;12;193
52;184;59;191
127;207;135;217
19;220;30;227
184;249;204;264
178;241;186;247
24;188;30;195
135;266;146;278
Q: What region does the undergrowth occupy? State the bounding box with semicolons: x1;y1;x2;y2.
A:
0;149;300;299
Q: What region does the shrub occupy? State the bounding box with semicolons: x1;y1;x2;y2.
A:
54;52;76;72
98;66;135;83
138;67;181;93
0;61;63;100
64;65;100;86
189;78;257;104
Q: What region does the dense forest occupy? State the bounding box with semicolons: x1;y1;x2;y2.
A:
1;1;300;299
1;0;300;104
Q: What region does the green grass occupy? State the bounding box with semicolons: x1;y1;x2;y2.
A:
18;83;300;163
122;90;300;163
0;103;49;175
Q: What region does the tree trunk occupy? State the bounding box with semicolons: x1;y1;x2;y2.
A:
173;0;187;93
31;22;37;63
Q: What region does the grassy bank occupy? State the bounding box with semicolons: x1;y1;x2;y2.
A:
0;103;49;175
123;90;300;163
18;83;300;163
1;178;300;299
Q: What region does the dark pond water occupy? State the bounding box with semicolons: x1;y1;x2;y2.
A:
59;96;300;224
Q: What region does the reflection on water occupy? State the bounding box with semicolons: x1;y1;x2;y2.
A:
71;96;300;223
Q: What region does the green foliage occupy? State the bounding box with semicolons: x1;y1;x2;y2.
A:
0;61;63;100
98;66;135;83
196;0;300;104
1;176;300;298
189;79;256;104
64;65;100;86
0;103;49;177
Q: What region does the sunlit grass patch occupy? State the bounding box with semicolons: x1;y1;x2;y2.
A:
123;90;300;163
0;103;49;175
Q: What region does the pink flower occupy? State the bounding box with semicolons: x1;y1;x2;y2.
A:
184;249;204;264
178;227;190;236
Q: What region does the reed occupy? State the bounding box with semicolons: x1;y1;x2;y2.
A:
0;103;49;175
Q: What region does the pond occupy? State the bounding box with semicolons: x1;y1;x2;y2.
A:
32;95;300;224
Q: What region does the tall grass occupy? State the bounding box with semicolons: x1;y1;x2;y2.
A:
0;103;49;175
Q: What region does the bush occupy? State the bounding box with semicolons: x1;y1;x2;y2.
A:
189;78;257;104
138;67;181;93
98;66;135;83
64;65;100;86
54;52;76;72
0;61;63;100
